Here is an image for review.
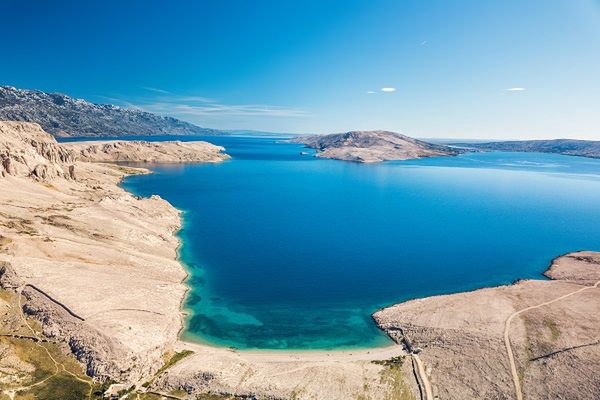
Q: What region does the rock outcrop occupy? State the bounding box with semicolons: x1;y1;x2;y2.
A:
291;130;465;163
0;86;224;137
63;140;229;163
0;121;76;179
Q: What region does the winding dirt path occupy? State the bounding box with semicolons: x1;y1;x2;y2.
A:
504;279;600;400
412;354;433;400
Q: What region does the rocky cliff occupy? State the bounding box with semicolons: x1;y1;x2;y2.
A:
63;140;229;163
0;86;223;137
292;130;465;163
0;121;76;179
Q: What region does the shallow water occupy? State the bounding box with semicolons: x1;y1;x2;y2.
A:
119;136;600;350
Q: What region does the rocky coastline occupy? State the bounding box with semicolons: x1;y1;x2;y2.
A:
0;121;598;399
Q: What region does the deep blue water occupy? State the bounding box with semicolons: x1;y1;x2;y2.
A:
117;136;600;350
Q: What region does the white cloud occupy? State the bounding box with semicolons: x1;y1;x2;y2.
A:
505;87;525;91
124;95;308;118
158;103;309;117
381;87;396;92
106;91;310;122
367;91;376;94
141;86;172;94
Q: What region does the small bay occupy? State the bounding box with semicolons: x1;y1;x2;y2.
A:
119;136;600;350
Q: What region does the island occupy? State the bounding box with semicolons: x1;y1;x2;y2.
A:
291;130;466;163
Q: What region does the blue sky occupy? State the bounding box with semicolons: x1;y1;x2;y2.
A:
2;0;600;138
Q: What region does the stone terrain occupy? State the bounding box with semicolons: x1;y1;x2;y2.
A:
62;140;230;163
374;251;600;400
291;130;465;163
0;86;223;137
452;139;600;159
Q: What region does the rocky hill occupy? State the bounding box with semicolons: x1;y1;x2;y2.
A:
63;140;229;163
292;130;465;163
0;121;77;180
452;139;600;159
0;86;223;137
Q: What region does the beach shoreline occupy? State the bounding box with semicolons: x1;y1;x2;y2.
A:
2;121;598;399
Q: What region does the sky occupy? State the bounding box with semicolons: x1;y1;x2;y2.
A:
2;0;600;139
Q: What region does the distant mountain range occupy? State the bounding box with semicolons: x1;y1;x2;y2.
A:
452;139;600;159
291;130;465;163
0;86;223;137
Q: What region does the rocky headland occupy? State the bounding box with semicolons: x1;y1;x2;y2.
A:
291;130;465;163
62;140;230;163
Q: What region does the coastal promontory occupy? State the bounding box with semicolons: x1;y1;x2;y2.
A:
62;139;230;163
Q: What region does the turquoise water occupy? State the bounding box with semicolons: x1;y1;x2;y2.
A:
119;136;600;350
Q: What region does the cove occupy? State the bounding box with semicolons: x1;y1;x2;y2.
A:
120;136;600;350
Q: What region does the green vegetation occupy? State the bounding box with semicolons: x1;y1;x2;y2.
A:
372;355;405;367
15;372;90;400
0;335;95;399
141;350;195;389
0;288;95;400
377;356;416;400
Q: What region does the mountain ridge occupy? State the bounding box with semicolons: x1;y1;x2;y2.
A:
0;86;223;137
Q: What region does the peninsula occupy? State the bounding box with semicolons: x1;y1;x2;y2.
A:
291;130;465;163
62;140;230;163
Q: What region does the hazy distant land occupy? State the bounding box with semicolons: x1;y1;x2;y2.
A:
452;139;600;159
